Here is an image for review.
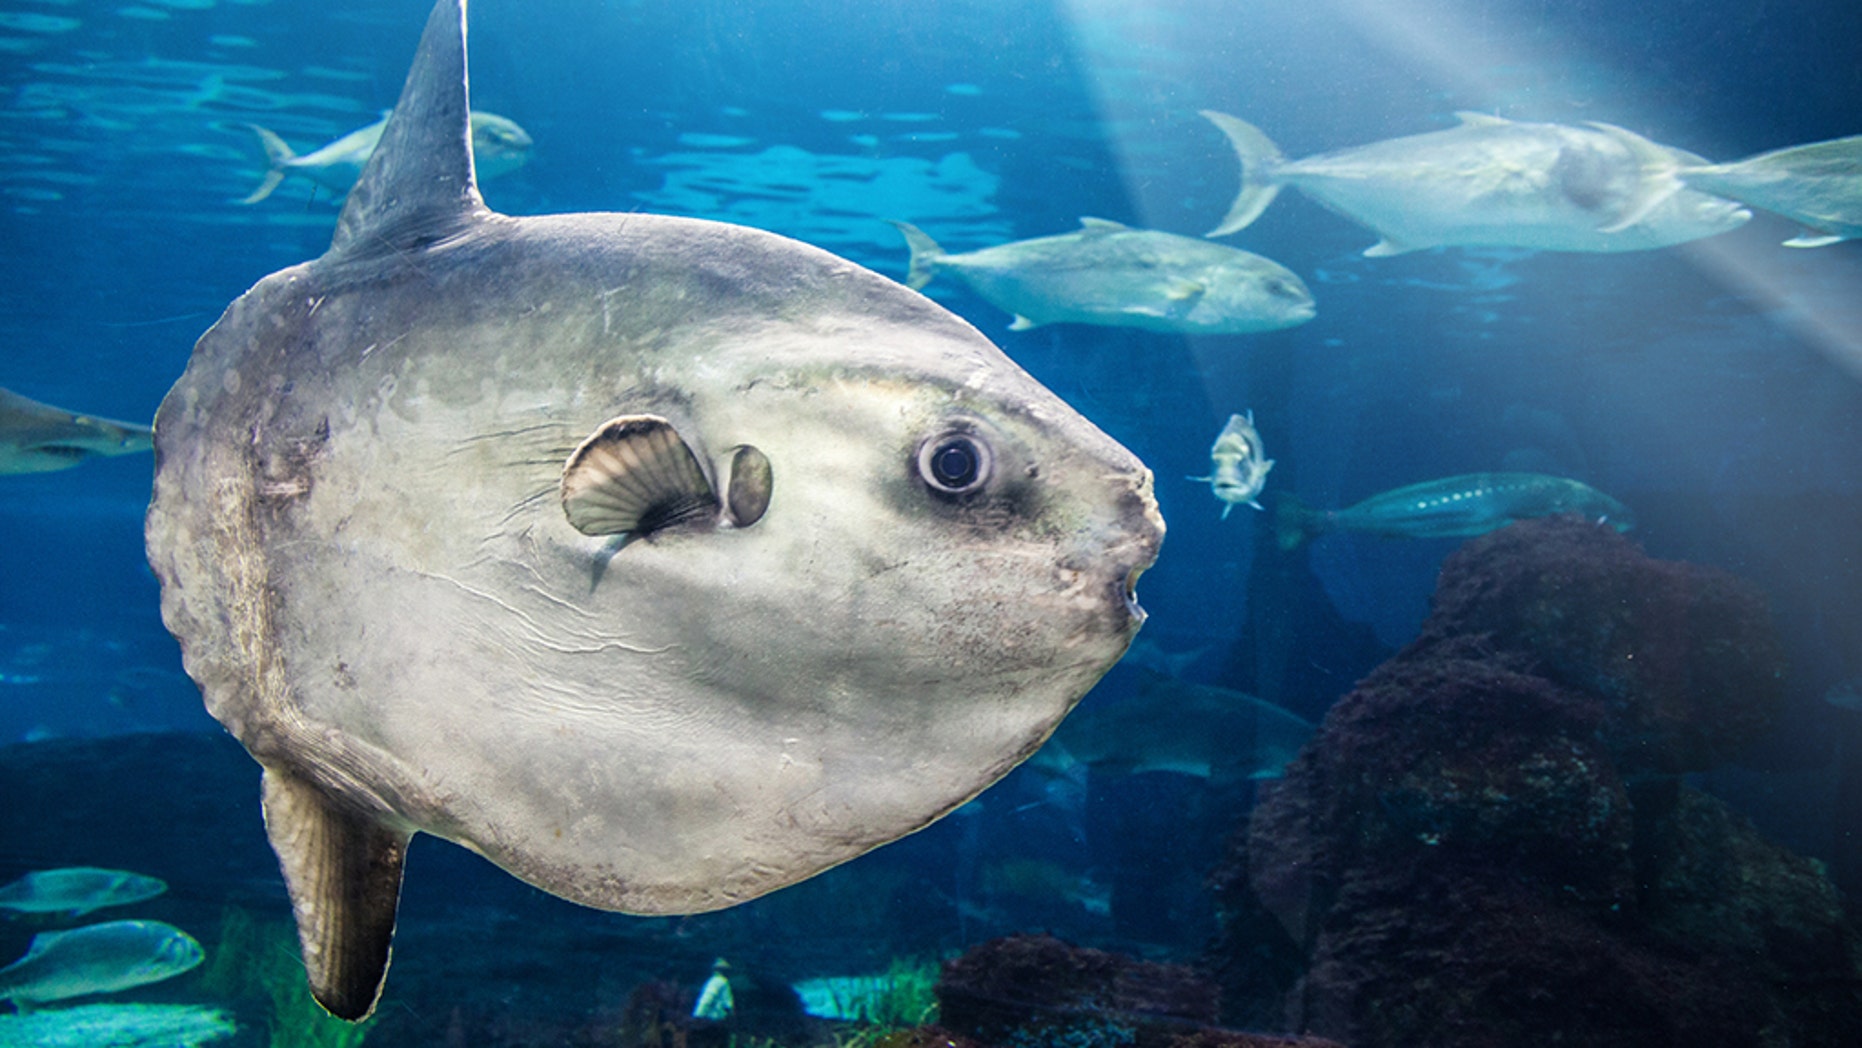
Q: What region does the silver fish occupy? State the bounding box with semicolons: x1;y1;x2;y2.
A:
1201;110;1749;255
1188;410;1273;518
0;386;151;475
891;218;1315;333
239;109;532;204
0;869;166;918
144;0;1162;1021
0;1002;236;1047
0;921;203;1012
1677;134;1862;247
1277;472;1634;550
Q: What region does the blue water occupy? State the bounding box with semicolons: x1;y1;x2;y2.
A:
2;0;1860;1043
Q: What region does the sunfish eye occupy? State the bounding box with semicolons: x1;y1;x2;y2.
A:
917;432;992;495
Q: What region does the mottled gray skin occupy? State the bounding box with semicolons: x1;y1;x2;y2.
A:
1679;135;1862;245
0;386;151;475
1204;111;1750;255
0;868;166;917
145;0;1161;1022
896;218;1315;333
0;921;203;1011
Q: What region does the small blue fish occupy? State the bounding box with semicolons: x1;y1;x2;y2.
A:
0;920;203;1012
0;868;166;918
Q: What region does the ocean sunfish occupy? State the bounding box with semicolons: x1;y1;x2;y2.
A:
0;868;167;918
0;386;151;475
1676;134;1862;247
890;218;1315;334
145;0;1163;1022
239;109;532;204
1200;110;1749;255
0;920;203;1012
1277;472;1633;550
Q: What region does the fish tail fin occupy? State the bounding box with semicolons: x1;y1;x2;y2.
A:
1199;110;1285;237
887;220;944;291
1275;495;1324;551
239;123;296;204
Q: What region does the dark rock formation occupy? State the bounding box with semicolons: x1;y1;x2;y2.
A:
1209;517;1861;1047
1418;516;1787;773
938;934;1343;1048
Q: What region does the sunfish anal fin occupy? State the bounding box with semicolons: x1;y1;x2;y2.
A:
261;769;409;1022
329;0;487;260
562;415;720;537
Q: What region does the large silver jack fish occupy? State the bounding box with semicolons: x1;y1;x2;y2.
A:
1201;110;1749;255
145;0;1162;1022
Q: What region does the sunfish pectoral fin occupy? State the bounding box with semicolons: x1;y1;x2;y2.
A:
561;415;721;537
260;769;409;1022
1784;230;1846;248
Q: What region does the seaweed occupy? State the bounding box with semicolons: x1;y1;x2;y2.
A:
198;907;378;1048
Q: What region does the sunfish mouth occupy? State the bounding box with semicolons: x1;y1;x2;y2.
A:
1121;562;1149;623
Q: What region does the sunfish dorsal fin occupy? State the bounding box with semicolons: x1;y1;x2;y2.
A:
330;0;487;259
1077;217;1129;235
561;416;721;537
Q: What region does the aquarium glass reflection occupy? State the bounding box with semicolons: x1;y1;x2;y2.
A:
2;0;1860;1045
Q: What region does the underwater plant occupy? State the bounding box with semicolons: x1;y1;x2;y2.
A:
795;955;942;1029
198;907;377;1048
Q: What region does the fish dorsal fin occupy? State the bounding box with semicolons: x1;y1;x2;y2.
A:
330;0;487;260
1453;111;1513;129
1077;217;1130;235
561;416;721;536
19;929;68;961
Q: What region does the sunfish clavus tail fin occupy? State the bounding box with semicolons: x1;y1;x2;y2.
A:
238;124;296;205
261;769;409;1022
329;0;487;261
1200;110;1286;238
887;220;946;291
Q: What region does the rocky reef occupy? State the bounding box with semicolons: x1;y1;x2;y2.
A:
936;934;1342;1048
1209;516;1862;1047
